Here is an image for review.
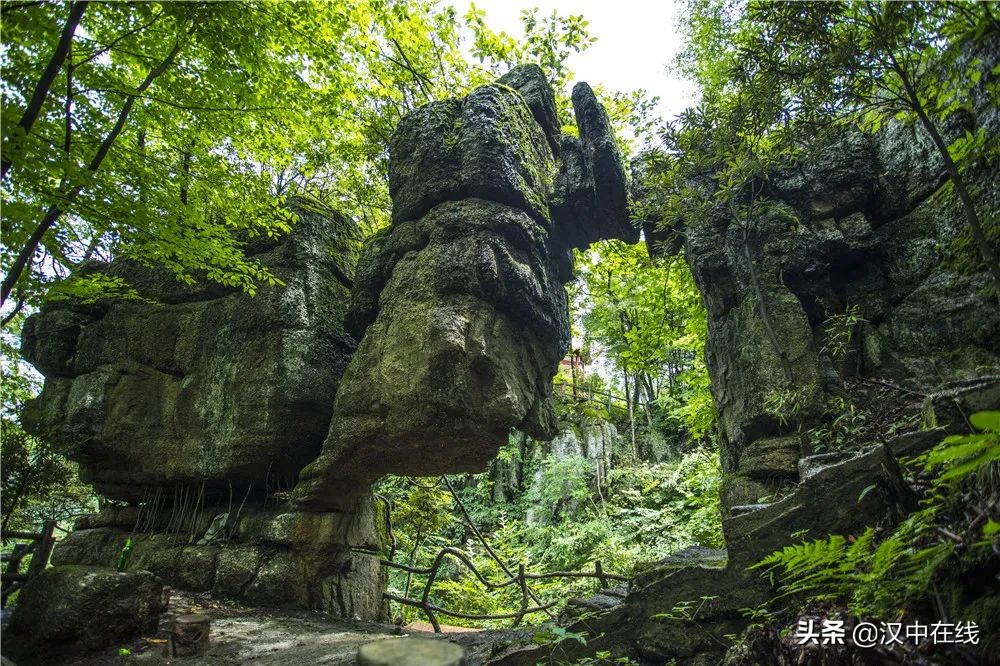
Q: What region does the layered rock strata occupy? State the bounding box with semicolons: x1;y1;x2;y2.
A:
22;204;388;616
294;65;637;508
21;205;356;500
23;66;637;617
635;48;1000;511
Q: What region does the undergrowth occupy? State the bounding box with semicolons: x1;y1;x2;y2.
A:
752;411;1000;632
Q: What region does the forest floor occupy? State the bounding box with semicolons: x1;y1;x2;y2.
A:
45;591;531;666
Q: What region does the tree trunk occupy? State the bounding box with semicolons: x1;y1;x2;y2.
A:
913;102;1000;304
892;57;1000;305
403;526;423;600
624;371;637;458
639;374;654;428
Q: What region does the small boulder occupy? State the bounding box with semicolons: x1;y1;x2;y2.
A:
561;584;628;623
5;565;165;659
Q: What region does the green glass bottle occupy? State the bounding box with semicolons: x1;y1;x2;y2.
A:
116;537;134;572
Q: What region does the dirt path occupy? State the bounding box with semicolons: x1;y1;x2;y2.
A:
49;591;533;666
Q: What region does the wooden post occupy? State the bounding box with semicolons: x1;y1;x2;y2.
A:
595;561;609;590
513;564;528;627
422;554;443;634
168;614;211;657
1;541;31;607
26;521;56;579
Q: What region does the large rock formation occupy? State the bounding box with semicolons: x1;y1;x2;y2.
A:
636;47;1000;512
21;204;356;500
21;65;636;618
49;498;386;617
498;41;1000;666
295;65;637;508
21;204;388;617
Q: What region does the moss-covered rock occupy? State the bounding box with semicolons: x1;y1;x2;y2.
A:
213;544;265;599
20;205;357;500
242;550;309;608
498;64;561;154
5;566;164;660
298;69;638;509
740;435;801;478
388;84;554;225
176;546;217;591
50;527;126;568
552;82;639;250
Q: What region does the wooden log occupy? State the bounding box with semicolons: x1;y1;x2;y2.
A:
1;531;43;541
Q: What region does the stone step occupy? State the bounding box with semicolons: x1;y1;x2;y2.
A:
358;637;466;666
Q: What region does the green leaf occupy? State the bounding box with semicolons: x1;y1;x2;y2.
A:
970;411;1000;433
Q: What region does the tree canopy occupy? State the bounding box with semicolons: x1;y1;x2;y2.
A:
1;0;605;315
660;0;1000;299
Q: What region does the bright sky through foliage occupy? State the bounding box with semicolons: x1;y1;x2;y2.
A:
468;0;698;121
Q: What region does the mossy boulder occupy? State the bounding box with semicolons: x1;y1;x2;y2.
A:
20;205;357;500
388;83;554;225
50;527;125;568
176;546;217;591
5;566;165;660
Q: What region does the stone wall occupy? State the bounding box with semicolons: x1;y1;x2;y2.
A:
50;500;385;618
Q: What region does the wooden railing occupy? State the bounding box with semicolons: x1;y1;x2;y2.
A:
556;382;648;408
382;550;627;632
1;520;57;606
380;476;628;632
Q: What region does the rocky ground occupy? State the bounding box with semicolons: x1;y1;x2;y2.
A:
12;591;530;666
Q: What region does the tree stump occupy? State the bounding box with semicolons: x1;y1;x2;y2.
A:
357;637;465;666
168;613;210;657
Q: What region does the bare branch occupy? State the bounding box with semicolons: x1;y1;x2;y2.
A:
73;8;166;68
